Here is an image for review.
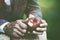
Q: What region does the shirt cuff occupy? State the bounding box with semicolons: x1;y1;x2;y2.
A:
0;22;9;33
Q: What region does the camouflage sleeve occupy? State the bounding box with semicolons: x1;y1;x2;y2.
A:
25;0;42;18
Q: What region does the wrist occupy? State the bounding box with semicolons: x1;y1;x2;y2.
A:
0;22;10;33
29;14;41;19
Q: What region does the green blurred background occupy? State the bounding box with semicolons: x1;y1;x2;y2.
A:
39;0;59;40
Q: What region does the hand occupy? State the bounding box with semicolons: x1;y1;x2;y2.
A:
32;19;48;35
3;20;27;38
28;14;48;35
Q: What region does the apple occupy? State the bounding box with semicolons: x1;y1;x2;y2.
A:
27;17;41;29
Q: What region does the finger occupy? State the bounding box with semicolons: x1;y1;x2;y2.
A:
36;27;47;31
13;28;24;36
32;30;43;35
40;20;48;27
13;32;21;38
16;20;27;29
14;24;26;33
19;22;27;29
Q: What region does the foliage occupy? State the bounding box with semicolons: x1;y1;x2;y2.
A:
39;0;59;40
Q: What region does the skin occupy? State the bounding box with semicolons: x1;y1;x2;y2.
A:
3;14;48;39
27;14;48;35
0;0;48;40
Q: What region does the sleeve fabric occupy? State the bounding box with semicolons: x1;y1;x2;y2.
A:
0;19;7;25
25;0;42;18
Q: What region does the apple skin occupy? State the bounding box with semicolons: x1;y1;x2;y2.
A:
26;18;41;29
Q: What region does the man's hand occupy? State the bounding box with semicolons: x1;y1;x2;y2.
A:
28;14;48;35
3;20;27;38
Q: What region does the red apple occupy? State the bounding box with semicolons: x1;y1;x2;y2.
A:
27;18;41;29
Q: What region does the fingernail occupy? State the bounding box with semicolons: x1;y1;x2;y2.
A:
23;30;26;33
36;27;40;30
40;24;43;26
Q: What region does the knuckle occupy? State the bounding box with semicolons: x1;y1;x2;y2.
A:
23;25;27;29
12;31;20;38
22;29;26;33
16;20;21;23
16;20;20;22
12;32;16;36
21;23;27;29
14;24;19;28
